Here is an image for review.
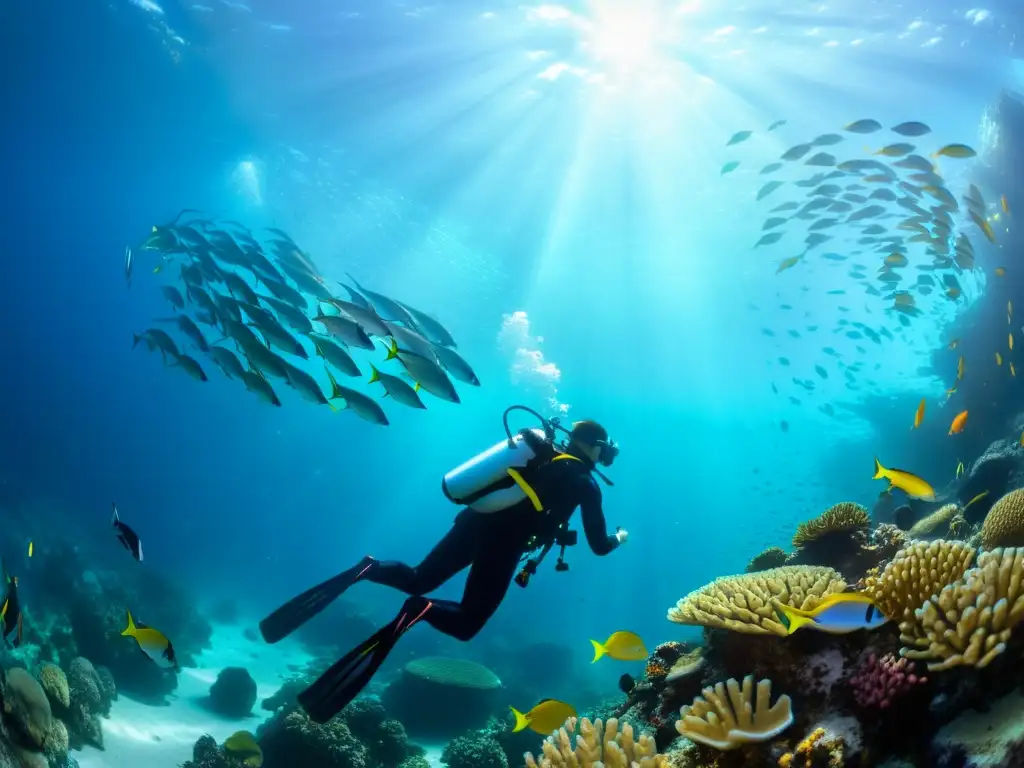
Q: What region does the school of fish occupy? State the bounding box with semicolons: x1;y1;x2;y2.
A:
126;212;480;426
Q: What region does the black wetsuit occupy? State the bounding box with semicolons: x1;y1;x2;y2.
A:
365;455;618;640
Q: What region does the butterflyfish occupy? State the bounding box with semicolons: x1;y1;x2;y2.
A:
510;699;577;734
774;592;889;635
950;410;969;435
121;610;178;670
590;631;648;662
872;458;935;500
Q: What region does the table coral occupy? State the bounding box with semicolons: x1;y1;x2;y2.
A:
675;675;793;750
849;652;927;709
668;567;846;636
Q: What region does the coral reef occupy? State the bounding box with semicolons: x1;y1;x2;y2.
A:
525;716;665;768
791;503;870;560
908;504;962;539
65;656;114;749
208;667;258;718
382;657;502;737
675;675;793;750
3;668;52;750
442;735;508;768
981;488;1024;548
667;566;846;636
745;547;789;573
181;734;251;768
258;708;369;768
849;653;927;709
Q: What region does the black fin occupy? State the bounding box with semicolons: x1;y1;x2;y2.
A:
298;598;429;723
259;556;375;644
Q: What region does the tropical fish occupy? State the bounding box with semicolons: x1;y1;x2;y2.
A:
873;458;935;500
949;410;968;435
510;699;577;735
124;246;133;287
281;362;335;409
121;610;178;670
310;335;361;378
171;353;208;382
345;274;416;325
957;356;965;381
111;503;143;562
26;542;32;559
590;630;647;662
963;491;990;512
997;352;1004;366
774;592;888;635
395;351;460;404
1010;333;1015;351
432;344;480;386
321;298;390;338
133;328;180;363
241;369;282;407
1;566;22;648
325;369;390;425
259;295;314;335
767;120;786;131
369;365;426;409
1002;195;1010;214
912;398;925;429
755;232;783;248
224;731;263;768
874;143;915;157
720;161;739;175
313;314;375;351
996;267;1007;277
618;673;635;695
726;130;752;146
209;346;246;380
956;461;965;479
161;286;185;310
890;121;931;137
932;144;977;159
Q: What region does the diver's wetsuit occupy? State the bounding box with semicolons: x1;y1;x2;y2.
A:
364;454;618;641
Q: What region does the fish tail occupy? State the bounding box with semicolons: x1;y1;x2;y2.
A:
111;503;119;526
775;603;813;635
132;333;141;349
122;609;136;638
384;339;399;361
369;365;380;384
510;707;530;733
324;367;344;400
872;458;886;480
590;639;606;663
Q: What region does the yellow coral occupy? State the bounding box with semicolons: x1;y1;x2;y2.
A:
675;675;793;750
778;754;793;768
524;716;665;768
900;547;1024;670
667;566;846;636
792;503;870;549
982;489;1024;549
745;547;789;573
908;503;962;538
864;539;975;631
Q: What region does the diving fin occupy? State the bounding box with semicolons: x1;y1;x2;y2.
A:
259;556;376;644
299;597;432;723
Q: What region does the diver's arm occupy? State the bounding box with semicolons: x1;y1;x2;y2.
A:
579;479;619;555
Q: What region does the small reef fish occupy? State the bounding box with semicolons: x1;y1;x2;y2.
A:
956;461;965;479
111;503;144;562
618;673;635;695
964;491;990;512
957;356;965;381
932;144;977;159
224;730;263;767
26;542;32;559
511;699;577;735
949;410;969;435
873;459;935;500
124;246;133;288
590;631;648;662
369;365;426;410
775;593;889;635
122;610;178;670
997;352;1004;366
1;566;22;648
912;398;925;429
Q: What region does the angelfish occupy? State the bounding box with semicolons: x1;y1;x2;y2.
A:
775;593;888;635
112;503;143;562
122;609;178;670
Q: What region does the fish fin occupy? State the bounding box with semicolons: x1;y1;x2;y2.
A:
112;503;119;526
385;339;399;361
324;367;344;400
590;639;606;663
122;609;136;638
775;603;814;635
872;457;885;480
510;707;531;733
369;365;380;384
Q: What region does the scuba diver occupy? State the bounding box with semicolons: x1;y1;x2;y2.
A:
260;406;626;723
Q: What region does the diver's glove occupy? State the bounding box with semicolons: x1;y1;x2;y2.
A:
614;528;629;545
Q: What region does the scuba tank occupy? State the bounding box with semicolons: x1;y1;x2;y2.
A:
441;405;615;513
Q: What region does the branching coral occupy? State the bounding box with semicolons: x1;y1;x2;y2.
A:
674;675;793;750
667;567;846;636
792;503;870;549
524;716;665;768
745;547;789;573
982;489;1024;548
908;504;962;538
849;653;927;709
863;540;975;632
900;547;1024;671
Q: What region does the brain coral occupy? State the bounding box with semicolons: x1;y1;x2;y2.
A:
667;566;846;636
792;503;870;549
864;540;976;629
404;658;501;690
908;503;962;538
982;489;1024;549
900;547;1024;670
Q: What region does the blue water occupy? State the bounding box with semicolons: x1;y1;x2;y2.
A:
2;0;1023;714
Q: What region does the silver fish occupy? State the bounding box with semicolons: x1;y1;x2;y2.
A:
345;273;416;324
281;361;332;406
124;246;133;287
241;369;281;406
223;272;261;307
397;352;460;404
172;353;208;382
209;346;246;380
398;302;458;348
259;294;313;334
322;298;389;337
369;364;426;409
161;286;185;310
325;370;390;425
431;344;479;386
313;314;375;350
133;328;179;362
384;321;436;360
309;334;361;378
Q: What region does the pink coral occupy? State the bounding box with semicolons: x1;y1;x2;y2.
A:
849;652;927;709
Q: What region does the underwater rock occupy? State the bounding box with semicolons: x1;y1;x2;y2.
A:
258;708;369;768
208;667;257;718
41;719;69;768
932;688;1024;767
382;657;502;738
470;713;544;768
64;657;107;750
261;678;306;714
442;735;508;768
2;668;52;750
367;719;410;768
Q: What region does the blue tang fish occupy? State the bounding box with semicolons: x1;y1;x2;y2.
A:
775;592;889;635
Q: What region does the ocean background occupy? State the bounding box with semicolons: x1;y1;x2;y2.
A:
2;1;1024;756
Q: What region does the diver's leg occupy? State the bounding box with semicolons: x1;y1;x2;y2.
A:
366;511;477;595
259;556;376;644
417;537;523;641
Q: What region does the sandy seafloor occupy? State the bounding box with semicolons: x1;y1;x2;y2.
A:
74;622;446;768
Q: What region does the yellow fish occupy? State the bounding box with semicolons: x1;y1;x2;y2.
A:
224;731;263;768
511;699;577;734
1011;333;1015;351
996;267;1007;277
932;143;977;159
945;387;957;400
776;256;801;274
590;631;647;662
997;352;1004;366
873;458;935;500
26;542;32;559
964;491;990;512
775;593;889;635
912;398;925;430
1002;194;1010;214
957;355;965;381
956;461;965;479
121;610;178;670
947;287;962;300
950;410;969;435
1012;362;1017;378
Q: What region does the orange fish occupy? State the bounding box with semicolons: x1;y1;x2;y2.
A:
912;398;925;429
947;287;962;300
949;410;969;435
1002;194;1010;214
